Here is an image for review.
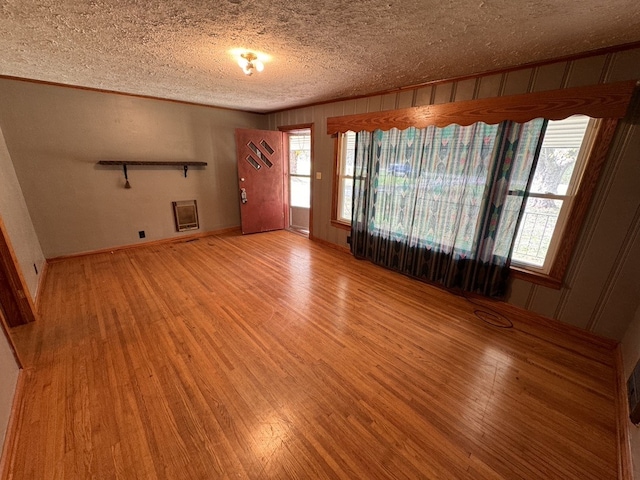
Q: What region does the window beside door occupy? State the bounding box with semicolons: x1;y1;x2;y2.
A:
288;129;312;232
290;132;311;208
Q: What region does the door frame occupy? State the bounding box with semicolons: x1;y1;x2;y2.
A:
0;307;22;368
0;215;37;330
278;123;314;238
0;215;36;367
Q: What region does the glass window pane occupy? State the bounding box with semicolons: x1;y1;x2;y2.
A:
340;178;353;221
289;133;311;175
529;115;590;195
290;177;310;208
512;198;563;267
343;131;356;177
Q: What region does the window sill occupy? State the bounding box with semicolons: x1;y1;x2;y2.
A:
509;266;562;289
331;220;351;231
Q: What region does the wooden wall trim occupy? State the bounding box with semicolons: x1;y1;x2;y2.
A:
0;218;37;327
478;296;619;350
309;234;350;254
330;136;342;227
46;226;241;263
34;261;48;315
309;125;315;239
271;41;640;115
549;118;621;283
327;80;637;134
0;74;267;116
277;123;313;133
0;368;26;480
509;267;562;290
0;310;21;369
614;345;634;480
330;220;351;231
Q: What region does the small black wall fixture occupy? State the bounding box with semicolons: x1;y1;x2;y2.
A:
97;161;208;188
123;164;131;189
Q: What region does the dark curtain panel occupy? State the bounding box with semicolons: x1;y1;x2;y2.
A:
351;120;547;297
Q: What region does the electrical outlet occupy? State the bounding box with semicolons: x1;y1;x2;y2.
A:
139;231;146;239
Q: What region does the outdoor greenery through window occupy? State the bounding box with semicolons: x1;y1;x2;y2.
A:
335;115;595;274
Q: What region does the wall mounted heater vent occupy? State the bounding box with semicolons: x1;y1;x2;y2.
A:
173;200;199;232
628;359;640;425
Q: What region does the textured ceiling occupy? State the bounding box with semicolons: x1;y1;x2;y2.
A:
1;0;639;113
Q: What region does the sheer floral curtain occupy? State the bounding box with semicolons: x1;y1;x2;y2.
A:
350;119;547;297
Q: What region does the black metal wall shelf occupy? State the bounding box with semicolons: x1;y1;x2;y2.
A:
97;161;208;188
97;161;208;167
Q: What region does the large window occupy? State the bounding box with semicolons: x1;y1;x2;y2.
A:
511;115;596;272
332;116;598;277
328;81;634;287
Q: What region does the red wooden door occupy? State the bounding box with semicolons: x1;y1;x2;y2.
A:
235;128;287;234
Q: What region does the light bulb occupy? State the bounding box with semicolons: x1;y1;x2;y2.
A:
243;62;254;75
238;52;264;76
237;57;249;69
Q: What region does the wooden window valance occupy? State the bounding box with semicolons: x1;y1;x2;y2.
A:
326;80;638;134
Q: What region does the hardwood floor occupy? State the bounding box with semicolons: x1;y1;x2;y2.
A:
6;230;619;479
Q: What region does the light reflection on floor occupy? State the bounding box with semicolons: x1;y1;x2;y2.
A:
462;345;514;435
282;242;357;338
252;413;292;473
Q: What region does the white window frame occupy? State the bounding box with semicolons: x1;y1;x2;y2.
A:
511;117;600;274
332;131;355;227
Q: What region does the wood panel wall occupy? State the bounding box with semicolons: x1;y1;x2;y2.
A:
267;48;640;340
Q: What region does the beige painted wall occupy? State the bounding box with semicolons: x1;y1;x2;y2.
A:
0;91;40;473
0;79;266;258
0;319;19;464
267;48;640;342
622;305;640;479
0;121;45;299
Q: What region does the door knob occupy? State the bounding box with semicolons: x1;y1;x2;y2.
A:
240;188;248;204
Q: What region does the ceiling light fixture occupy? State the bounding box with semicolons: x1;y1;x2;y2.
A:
238;52;264;76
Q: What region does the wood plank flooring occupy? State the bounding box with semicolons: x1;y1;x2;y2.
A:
6;231;619;479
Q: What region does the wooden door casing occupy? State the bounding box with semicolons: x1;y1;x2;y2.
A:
0;216;37;328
